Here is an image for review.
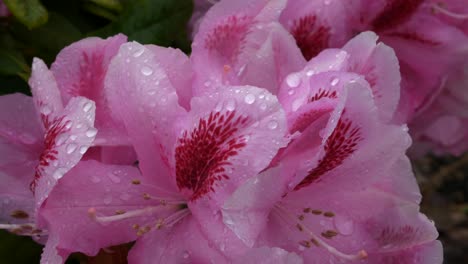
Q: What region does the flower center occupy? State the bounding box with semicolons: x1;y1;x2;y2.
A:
289;14;330;60
428;2;468;20
274;204;367;261
371;0;424;32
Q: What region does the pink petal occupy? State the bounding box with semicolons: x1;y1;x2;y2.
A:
33;97;96;218
145;45;193;110
50;34;128;146
0;93;42;166
40;160;146;258
235;247;303;264
343;31;401;122
127;216;227;263
105;42;187;193
29;58;64;129
367;240;443;264
178;85;288;204
192;0;304;95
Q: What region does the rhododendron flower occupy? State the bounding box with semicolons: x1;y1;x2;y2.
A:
0;58;97;248
223;75;442;263
39;40;290;263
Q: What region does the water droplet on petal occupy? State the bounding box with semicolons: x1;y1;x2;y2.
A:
334;215;354;235
286;73;301;88
41;106;51;115
141;66;153;76
225;99;236;111
53;168;67;180
331;77;340;86
267;120;278;130
55;134;67;146
83;102;93;112
79;146;88;154
69;135;77;141
244;94;256;104
108;172;121;183
91;175;101;183
288;89;295;95
214;102;223;112
65;121;73;130
259;103;267;110
86;128;98;138
133;48;145;57
66;143;77;154
306;70;315;76
103;196;112;205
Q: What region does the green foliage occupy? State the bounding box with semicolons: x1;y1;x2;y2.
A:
0;230;43;263
0;0;194;95
3;0;48;29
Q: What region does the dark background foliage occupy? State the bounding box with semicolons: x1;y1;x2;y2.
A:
0;0;467;263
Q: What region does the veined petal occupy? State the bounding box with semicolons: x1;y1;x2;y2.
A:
177;85;288;204
33;97;96;218
105;42;187;193
50;34;128;146
29;58;64;129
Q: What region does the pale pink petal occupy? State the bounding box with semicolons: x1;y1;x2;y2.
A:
40;161;147;258
222;166;290;247
367;240;443;264
127;217;227;264
105;42;187;193
290;80;411;193
145;45;193;110
178;85;288;204
235;247;303;264
343;31;401;122
50;34;128;146
40;234;70;264
33;97;96;218
0;93;42;166
29;58;64;129
191;0;301;95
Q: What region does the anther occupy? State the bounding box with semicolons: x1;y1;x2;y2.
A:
132;224;140;230
323;212;335;217
299;240;311;248
115;210;126;215
311;210;322;215
132;179;141;185
321;230;338;239
298;215;305;221
143;193;151;200
296;224;304;232
10;210;29;219
429;3;468;19
303;208;311;213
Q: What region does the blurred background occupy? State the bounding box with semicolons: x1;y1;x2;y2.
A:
0;0;466;263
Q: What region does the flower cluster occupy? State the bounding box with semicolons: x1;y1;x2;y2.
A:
1;0;466;263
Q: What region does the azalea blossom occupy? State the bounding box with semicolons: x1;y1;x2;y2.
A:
0;58;97;252
222;69;442;263
38;39;291;263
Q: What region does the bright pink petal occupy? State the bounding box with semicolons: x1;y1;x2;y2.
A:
235;247;303;264
105;42;187;194
343;31;401;122
127;216;227;264
40;160;147;259
50;34;128;146
177;85;288;204
33;97;96;218
29;58;64;129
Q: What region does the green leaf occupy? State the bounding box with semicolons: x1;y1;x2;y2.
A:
9;12;82;63
91;0;193;51
0;230;43;263
3;0;48;29
0;49;29;80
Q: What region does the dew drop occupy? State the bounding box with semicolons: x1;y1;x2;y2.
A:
76;123;83;129
55;134;67;146
86;128;98;138
79;146;88;154
108;172;121;183
40;106;51;115
183;251;190;259
259;103;267;110
286;73;301;88
69;135;77;141
133;48;145;58
334;215;354;235
330;77;340;86
267;120;278;130
83;102;93;112
91;175;101;183
306;70;315;76
214;102;223;112
103;196;112;205
288;89;295;95
244;94;256;104
119;193;131;201
52;168;67;180
225;99;236;111
141;66;153;76
66;143;77;154
65;121;73;130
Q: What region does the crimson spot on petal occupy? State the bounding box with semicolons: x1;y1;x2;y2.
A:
175;111;249;200
204;15;253;63
309;88;338;103
30;116;70;193
69;52;106;100
294;114;362;191
371;0;424;32
290;14;330;60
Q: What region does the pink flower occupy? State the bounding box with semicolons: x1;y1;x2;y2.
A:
40;40;290;263
0;58;97;248
222;72;442;263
